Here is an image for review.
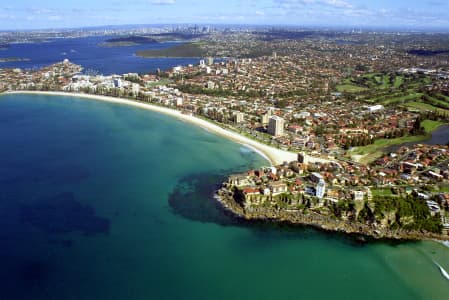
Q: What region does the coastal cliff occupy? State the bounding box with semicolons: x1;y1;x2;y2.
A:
216;190;448;241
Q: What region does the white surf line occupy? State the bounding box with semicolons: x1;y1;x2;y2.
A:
241;143;272;166
433;260;449;281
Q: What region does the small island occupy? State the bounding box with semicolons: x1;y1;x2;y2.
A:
99;36;158;47
136;42;207;58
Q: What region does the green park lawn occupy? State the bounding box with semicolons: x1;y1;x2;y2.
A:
421;120;446;133
404;101;449;114
336;84;367;93
381;93;423;105
350;135;429;164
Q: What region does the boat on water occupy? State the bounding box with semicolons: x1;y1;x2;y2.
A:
434;261;449;281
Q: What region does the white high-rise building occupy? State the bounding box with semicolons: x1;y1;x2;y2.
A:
234;112;244;123
316;179;326;199
268;116;285;136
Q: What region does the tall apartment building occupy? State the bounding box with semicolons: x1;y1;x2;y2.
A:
234;112;244;123
268;116;285;136
316;179;326;199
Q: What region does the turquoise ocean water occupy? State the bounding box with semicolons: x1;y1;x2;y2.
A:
0;93;448;300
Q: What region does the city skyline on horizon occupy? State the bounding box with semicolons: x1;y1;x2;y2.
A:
1;0;449;31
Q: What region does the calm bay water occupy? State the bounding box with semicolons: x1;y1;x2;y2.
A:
0;93;449;300
424;125;449;145
386;125;449;154
0;36;200;74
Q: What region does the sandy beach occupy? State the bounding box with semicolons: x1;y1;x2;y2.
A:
4;91;298;165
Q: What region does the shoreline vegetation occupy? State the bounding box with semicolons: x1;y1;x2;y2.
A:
136;42;207;58
3;91;297;166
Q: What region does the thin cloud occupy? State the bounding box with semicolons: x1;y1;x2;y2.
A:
426;0;448;5
48;15;62;21
325;0;352;9
150;0;176;5
0;13;15;20
274;0;352;9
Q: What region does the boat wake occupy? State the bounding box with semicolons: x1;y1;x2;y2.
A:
434;261;449;281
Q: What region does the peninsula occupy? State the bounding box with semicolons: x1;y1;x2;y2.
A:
99;36;158;47
136;42;207;58
217;150;449;241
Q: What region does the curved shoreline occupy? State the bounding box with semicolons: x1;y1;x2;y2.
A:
3;91;298;166
4;91;449;243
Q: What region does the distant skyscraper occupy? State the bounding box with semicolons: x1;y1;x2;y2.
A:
316;179;326;199
268;116;284;136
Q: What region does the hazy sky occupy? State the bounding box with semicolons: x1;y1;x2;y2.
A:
1;0;448;30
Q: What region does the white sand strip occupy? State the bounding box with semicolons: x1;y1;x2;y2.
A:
4;91;298;165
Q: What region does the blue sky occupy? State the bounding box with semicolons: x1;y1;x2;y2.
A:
1;0;449;30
